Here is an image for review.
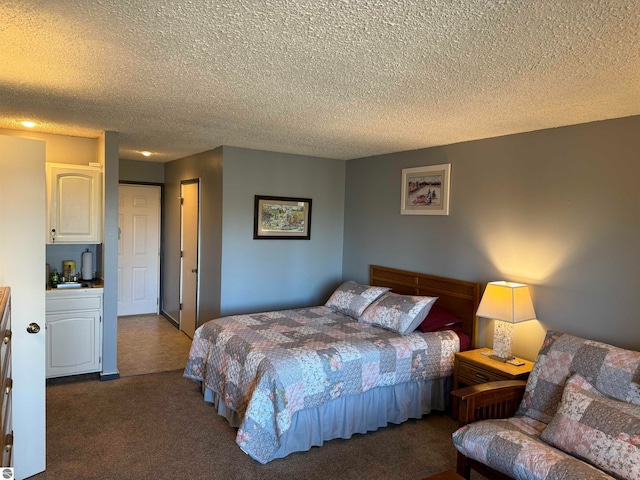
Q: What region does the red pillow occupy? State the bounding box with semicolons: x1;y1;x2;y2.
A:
444;324;472;351
418;305;461;332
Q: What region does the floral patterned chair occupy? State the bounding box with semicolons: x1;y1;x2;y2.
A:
451;330;640;480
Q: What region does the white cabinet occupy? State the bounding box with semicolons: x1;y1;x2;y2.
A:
45;289;102;378
47;163;102;244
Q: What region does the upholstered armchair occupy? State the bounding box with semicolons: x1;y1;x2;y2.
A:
451;331;640;480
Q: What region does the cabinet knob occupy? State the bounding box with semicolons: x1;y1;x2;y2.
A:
2;330;10;344
27;323;41;334
4;378;11;395
4;434;12;452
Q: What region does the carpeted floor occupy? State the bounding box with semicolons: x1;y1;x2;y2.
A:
32;370;478;480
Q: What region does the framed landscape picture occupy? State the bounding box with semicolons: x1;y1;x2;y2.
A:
254;195;312;240
401;164;451;215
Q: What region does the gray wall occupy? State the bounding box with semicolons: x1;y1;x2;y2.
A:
343;116;640;358
119;159;165;183
163;148;223;327
221;147;346;315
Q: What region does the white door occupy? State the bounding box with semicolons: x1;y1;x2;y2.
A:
0;135;46;479
117;185;160;316
180;181;199;338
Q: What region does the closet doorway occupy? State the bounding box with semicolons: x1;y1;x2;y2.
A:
117;184;161;316
180;180;200;338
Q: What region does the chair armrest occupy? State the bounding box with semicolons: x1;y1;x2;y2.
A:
452;380;527;426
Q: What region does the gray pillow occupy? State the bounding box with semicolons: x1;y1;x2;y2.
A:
358;292;437;335
325;281;390;318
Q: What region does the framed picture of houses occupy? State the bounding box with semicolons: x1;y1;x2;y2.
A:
401;164;451;215
254;195;312;239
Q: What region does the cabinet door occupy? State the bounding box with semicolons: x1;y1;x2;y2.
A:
46;311;101;378
47;164;102;243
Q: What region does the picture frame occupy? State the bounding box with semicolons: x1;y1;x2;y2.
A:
254;195;312;240
401;163;451;215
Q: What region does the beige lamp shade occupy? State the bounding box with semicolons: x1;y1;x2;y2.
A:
476;281;536;324
476;281;536;361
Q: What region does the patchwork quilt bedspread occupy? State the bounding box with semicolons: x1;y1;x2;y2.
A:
184;306;460;463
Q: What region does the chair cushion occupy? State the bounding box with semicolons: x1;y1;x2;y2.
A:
540;373;640;480
516;330;640;424
452;417;615;480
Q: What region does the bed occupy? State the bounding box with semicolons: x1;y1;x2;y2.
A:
184;265;480;463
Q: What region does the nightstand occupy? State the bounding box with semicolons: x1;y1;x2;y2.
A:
453;347;534;389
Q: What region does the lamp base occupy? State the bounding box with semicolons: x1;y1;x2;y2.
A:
492;320;514;360
482;351;526;366
488;353;515;363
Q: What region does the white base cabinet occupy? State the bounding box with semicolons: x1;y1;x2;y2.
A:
45;289;102;378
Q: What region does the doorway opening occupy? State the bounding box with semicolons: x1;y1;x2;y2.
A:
117;183;191;376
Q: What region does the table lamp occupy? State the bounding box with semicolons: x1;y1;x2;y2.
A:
476;281;536;362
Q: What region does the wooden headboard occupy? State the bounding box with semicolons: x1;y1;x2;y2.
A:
369;265;481;346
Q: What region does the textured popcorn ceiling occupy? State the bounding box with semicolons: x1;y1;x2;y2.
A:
1;1;639;162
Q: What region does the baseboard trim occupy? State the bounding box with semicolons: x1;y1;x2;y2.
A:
161;310;179;327
46;372;100;385
100;372;120;381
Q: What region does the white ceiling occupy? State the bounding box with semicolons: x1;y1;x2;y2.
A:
1;1;639;162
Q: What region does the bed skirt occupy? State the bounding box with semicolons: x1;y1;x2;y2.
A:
202;376;451;463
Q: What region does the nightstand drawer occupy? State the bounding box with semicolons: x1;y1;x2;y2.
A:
457;361;508;385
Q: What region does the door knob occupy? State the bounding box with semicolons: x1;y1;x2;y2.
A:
27;323;41;334
191;268;198;273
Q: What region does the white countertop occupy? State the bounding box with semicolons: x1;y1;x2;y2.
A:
46;281;104;295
